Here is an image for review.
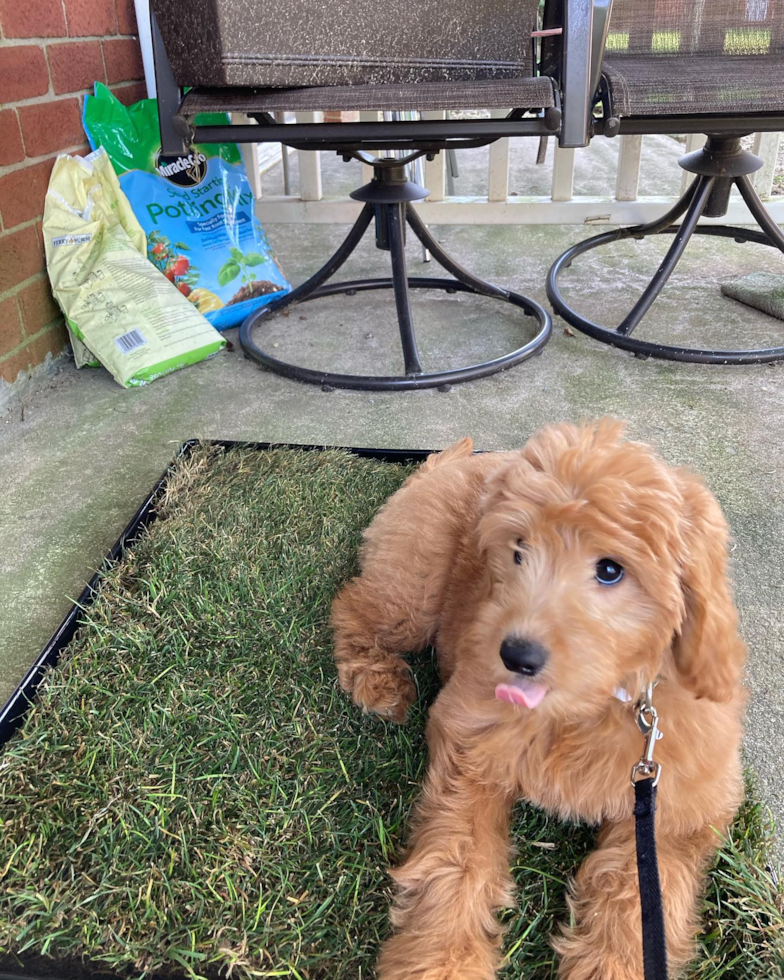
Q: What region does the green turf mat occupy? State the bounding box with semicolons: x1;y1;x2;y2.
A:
721;272;784;322
1;446;782;979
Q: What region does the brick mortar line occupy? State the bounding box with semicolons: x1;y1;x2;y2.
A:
0;270;50;304
0;140;97;181
21;311;64;342
2;38;141;116
59;0;70;47
1;77;144;119
0;34;139;46
1;33;140;104
0;214;39;239
99;38;109;89
0;319;66;367
0;80;144;183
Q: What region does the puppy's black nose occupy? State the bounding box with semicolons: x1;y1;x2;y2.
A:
500;637;548;676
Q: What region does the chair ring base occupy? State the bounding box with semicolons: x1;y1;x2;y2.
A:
239;275;552;391
547;211;784;364
240;191;552;390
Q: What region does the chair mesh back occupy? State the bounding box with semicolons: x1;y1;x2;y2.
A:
602;0;784;116
606;0;783;57
152;0;542;89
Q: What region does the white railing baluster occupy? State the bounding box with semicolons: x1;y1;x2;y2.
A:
615;135;643;202
296;111;323;201
551;146;575;201
239;142;263;200
257;119;784;225
752;132;782;200
487;108;510;202
231;113;263;199
423;111;446;201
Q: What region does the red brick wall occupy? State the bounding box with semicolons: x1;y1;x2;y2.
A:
0;0;144;384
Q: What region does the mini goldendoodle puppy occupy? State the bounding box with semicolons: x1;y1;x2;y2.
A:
331;420;746;980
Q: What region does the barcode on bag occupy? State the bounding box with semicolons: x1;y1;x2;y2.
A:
114;329;147;354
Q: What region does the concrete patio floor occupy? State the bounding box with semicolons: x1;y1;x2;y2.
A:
2;142;784;862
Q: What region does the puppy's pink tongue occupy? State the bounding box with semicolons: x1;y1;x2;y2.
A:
495;680;547;709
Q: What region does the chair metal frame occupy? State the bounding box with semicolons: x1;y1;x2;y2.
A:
150;8;563;390
547;0;784;364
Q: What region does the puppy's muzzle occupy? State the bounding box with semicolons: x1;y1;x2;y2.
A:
499;637;548;677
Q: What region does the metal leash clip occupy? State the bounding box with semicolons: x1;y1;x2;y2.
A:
630;682;663;787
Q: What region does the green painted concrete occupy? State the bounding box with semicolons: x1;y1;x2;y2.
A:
2;206;783;860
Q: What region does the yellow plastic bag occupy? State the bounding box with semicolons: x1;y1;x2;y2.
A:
44;148;225;387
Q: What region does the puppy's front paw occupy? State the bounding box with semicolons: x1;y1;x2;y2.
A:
337;655;415;723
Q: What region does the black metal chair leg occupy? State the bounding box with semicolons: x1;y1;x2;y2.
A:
270;204;374;307
735;174;784;254
549;178;704;280
386;204;424;375
626;176;703;238
406;208;506;299
545;178;705;326
406;208;557;328
617;176;714;335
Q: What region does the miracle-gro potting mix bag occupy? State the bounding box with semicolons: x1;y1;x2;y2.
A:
83;83;290;330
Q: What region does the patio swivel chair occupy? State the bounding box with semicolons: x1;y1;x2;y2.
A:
149;0;567;389
546;0;784;364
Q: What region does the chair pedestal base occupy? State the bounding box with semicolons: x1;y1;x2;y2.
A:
546;136;784;365
239;163;552;390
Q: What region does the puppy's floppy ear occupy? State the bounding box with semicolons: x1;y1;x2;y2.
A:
672;473;746;702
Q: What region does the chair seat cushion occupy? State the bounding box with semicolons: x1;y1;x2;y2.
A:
603;54;784;117
179;76;555;115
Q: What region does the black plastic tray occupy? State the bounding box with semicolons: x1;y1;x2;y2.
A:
0;440;430;751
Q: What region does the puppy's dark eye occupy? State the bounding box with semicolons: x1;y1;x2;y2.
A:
595;558;624;586
513;539;526;565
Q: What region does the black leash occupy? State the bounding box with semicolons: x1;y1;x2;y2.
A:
634;778;668;980
631;686;668;980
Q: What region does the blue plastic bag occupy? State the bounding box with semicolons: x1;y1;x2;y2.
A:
83;83;290;330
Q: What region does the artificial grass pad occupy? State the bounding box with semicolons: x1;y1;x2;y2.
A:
0;445;782;980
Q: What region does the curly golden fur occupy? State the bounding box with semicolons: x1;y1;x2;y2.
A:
331;419;746;980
